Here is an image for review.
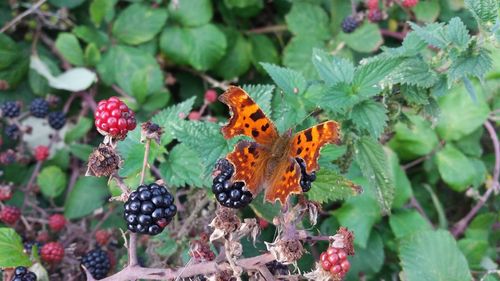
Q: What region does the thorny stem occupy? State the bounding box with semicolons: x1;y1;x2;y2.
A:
451;120;499;237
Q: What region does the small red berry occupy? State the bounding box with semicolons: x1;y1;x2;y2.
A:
321;260;332;271
338;249;347;260
41;242;64;263
37;231;50;243
367;8;383;22
320;246;351;277
328;253;339;264
327;247;338;255
95;229;111;246
341;260;351;272
34;145;50;161
258;218;269;229
204;89;218;104
94;97;136;139
0;205;20;224
188;111;201;120
402;0;418;8
330;264;342;274
48;214;66;232
0;187;12;201
366;0;378;9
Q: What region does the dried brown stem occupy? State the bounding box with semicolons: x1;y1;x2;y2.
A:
0;0;47;33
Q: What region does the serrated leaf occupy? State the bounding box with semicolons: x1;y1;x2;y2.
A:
312;49;355;85
355;137;394;213
399;230;472;281
351;100;388;138
446;17;471;50
353;56;402;93
436;144;476;191
64;177;109;219
385;148;413;208
0;34;20;69
390;58;438;88
160;144;205;187
242;84;274;117
151;97;195;145
37;166;67;198
168;0;213;27
64;117;92;143
261;63;307;96
339;23;383;53
55;33;85;66
112;4;167;45
389;210;431;239
283;36;324;79
0;228;31;267
465;0;499;29
307;169;361;203
448;49;493;82
408;22;447;49
285;2;329;40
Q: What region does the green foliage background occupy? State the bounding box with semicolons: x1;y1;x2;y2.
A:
0;0;500;280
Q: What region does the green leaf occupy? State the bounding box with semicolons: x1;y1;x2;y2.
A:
389;210;431;239
385;148;413;208
242;84;274;117
249;193;282;222
448;49;493;82
248;35;279;72
0;50;29;88
339;23;383;53
73;25;110;48
0;34;20;69
90;0;117;27
112;4;167;45
333;194;381;247
307;169;361;203
159;24;227;71
446;17;470;50
152;231;179;257
351;100;388;138
345;231;384;278
399;230;472;281
390;57;438;88
68;143;93;161
0;228;31;267
84;43;101;66
458;238;489;269
151;97;195;145
353;56;402;92
160;144;205;187
55;33;85;66
283;36;325;79
37;166;67;198
168;0;213;27
355;137;394;213
213;29;252;79
285;2;330;40
64;177;110;219
436;84;489;141
408;22;447;49
465;213;497;240
388;114;439;161
49;0;85;9
312;49;354;86
64;117;92;143
464;0;499;30
261;63;307;95
413;0;440;22
436;144;476;192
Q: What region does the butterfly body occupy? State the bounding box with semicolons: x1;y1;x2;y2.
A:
219;86;340;204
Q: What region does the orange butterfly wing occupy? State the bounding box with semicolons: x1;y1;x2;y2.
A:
264;157;302;204
226;140;269;195
219;86;279;146
290;121;341;174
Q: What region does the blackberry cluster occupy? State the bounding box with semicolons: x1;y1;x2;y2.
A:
266;260;290;276
5;124;20;139
47;112;66;130
296;158;316;192
124;183;177;235
29;98;49;118
11;266;37;281
81;248;111;280
1;101;20;118
212;159;253;209
23;241;43;255
341;16;359;33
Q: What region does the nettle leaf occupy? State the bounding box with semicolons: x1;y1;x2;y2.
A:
271;86;308;133
168;0;213;27
339;23;383;53
353;56;402;94
389;210;431;239
55;33;84;66
0;34;20;69
261;63;307;95
390;57;438;88
213;28;252;79
436;144;476;192
37;166;67;198
399;230;472;281
160;144;205;187
465;0;499;29
385;148;413;208
351;100;388;138
408;22;447;49
0;228;30;267
446;17;470;50
355;137;394;213
243;84;274;117
160;24;227;71
64;177;109;219
112;4;167;45
307;169;361;203
285;2;330;40
448;49;493;82
151;97;195;145
312;49;355;86
283;36;325;79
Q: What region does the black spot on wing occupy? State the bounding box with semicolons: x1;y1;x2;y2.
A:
252;129;259;138
296;147;303;155
261;123;269;132
304;128;313;142
249;110;265;121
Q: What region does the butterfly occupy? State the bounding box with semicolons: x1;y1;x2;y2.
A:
219;86;341;204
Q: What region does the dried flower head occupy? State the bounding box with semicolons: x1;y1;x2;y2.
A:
86;144;121;177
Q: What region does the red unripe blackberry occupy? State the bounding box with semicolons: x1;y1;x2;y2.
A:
320;247;350;278
366;0;378;9
0;187;12;201
95;229;111;246
40;242;64;263
204;89;218;104
34;145;50;161
258;218;269;229
37;231;50;243
94;97;136;139
367;8;383;22
402;0;418;8
188;111;201;120
48;214;66;232
0;205;20;224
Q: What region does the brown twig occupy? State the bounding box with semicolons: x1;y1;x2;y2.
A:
175;194;209;239
245;25;288;34
0;0;47;33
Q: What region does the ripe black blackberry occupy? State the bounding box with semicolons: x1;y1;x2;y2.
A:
23;241;42;255
1;101;20;118
124;183;177;235
296;158;316;192
47;111;66;130
12;266;37;281
29;98;49;118
266;260;290;276
341;16;359;33
5;124;20;139
212;159;253;209
81;248;111;280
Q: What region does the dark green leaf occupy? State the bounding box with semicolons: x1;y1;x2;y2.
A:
64;177;110;219
312;49;354;86
112;4;167;45
168;0;213;27
285;2;330;40
389;210;431;239
261;63;307;95
160;144;205;187
37;166;67;198
351;100;388;138
213;29;252;79
0;34;20;69
151;97;195;145
55;33;85;66
90;0;117;27
64;117;92;143
49;0;85;9
283;36;325;79
339;23;383;53
307;169;361;203
248;35;279;72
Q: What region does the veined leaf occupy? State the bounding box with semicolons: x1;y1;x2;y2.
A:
307;169;362;203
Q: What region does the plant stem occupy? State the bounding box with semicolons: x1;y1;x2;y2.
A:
245;25;287;34
0;0;47;33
